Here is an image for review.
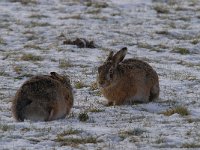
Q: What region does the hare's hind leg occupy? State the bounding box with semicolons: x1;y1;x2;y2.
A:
12;98;32;121
135;85;150;103
24;103;49;121
149;82;159;101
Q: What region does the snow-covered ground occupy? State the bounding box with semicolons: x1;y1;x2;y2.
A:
1;0;200;149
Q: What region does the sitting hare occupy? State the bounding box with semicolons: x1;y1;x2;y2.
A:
97;47;159;105
12;72;73;121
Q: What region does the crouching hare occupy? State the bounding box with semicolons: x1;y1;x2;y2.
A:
97;47;159;106
12;72;73;121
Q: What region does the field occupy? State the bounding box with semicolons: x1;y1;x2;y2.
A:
1;0;200;149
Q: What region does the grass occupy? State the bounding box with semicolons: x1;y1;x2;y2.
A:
156;44;168;49
86;8;101;14
59;59;73;69
24;44;43;50
28;22;50;28
21;54;43;61
92;91;102;96
181;143;200;148
50;58;56;62
155;137;166;144
58;128;81;137
173;47;190;55
0;37;7;45
14;73;33;79
29;14;48;19
87;108;104;113
178;16;191;22
119;128;146;140
94;2;108;8
2;52;19;60
20;127;31;132
56;136;98;147
137;42;152;49
166;0;181;5
186;130;192;136
186;118;200;123
153;4;170;14
23;31;37;41
10;0;37;5
175;6;189;11
0;124;13;131
59;14;82;20
191;39;199;45
91;15;108;21
180;61;200;68
187;118;194;123
137;42;164;52
28;138;40;144
74;81;87;89
25;125;52;133
85;1;108;8
89;82;98;91
162;106;190;116
190;0;199;6
13;65;23;74
78;112;89;122
167;71;197;81
0;71;9;77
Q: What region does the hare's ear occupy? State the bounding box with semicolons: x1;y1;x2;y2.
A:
105;51;114;62
112;47;127;67
50;72;63;80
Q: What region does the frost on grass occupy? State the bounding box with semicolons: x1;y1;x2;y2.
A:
162;106;190;116
21;53;43;61
1;0;200;149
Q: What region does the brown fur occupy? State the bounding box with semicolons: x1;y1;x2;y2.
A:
97;47;159;105
11;72;73;121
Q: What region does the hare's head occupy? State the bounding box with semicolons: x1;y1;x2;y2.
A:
97;47;127;88
50;72;72;90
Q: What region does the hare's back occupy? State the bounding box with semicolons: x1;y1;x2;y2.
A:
19;75;61;101
122;59;153;69
122;59;158;80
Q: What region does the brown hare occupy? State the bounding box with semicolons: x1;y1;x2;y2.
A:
97;47;159;106
12;72;73;121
